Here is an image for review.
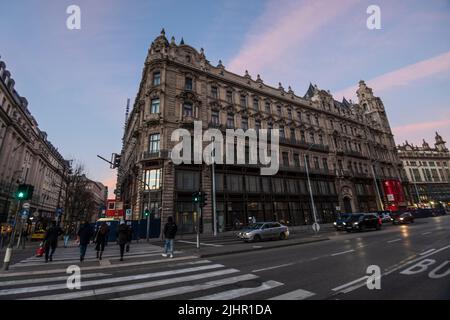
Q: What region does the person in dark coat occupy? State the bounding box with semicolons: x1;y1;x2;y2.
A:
94;222;109;260
162;216;177;258
43;221;62;262
117;221;130;261
77;221;93;262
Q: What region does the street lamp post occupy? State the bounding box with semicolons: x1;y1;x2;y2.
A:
370;160;385;211
304;143;318;232
211;140;217;237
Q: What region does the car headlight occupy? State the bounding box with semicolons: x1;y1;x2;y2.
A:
343;222;346;225
400;218;404;221
333;222;337;225
353;222;359;225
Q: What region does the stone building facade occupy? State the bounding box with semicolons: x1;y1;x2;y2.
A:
397;133;450;207
118;30;408;235
0;58;70;224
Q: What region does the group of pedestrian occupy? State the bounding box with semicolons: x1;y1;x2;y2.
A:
39;216;178;263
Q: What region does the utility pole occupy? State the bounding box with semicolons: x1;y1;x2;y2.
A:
371;161;385;211
211;144;217;237
304;143;319;233
3;200;21;271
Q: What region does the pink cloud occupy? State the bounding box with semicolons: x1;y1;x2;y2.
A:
101;172;118;199
228;0;359;75
334;51;450;100
392;117;450;145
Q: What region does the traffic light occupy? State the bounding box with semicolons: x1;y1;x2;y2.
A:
16;184;34;200
200;192;207;208
192;191;200;204
112;153;121;169
144;208;150;217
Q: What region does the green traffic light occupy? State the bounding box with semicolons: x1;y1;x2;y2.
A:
18;192;25;198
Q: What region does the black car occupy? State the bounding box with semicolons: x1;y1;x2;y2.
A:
345;213;382;232
333;213;352;230
392;212;414;225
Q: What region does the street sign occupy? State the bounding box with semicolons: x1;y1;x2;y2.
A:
23;203;30;210
387;194;395;201
20;209;29;220
33;211;39;218
125;209;132;220
312;222;320;233
336;206;341;211
56;207;63;215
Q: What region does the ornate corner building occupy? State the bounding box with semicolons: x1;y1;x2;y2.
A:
118;30;409;235
397;133;450;206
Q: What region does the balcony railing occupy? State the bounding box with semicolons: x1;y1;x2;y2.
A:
279;138;330;152
142;149;170;161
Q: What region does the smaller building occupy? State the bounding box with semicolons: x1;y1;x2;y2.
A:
398;132;450;208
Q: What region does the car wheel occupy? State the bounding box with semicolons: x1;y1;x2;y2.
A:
279;232;286;240
253;235;261;242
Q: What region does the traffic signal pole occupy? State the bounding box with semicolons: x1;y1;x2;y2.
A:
2;200;21;271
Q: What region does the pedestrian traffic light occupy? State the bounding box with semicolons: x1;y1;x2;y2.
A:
15;184;34;200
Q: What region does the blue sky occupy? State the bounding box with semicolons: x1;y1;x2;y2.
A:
1;0;449;195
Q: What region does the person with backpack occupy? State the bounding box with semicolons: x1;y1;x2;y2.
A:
94;222;109;260
77;221;93;262
117;221;130;261
162;216;177;258
43;221;63;263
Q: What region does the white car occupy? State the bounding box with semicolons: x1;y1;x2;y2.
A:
237;222;289;242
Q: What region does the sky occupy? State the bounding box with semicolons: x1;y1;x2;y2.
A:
1;0;449;197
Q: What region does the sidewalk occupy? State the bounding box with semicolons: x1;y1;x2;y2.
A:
149;223;335;258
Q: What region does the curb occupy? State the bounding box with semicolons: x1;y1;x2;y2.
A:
195;237;330;258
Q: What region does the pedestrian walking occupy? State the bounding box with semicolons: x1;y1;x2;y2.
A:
43;221;62;263
63;225;72;248
94;222;109;260
162;216;177;258
117;221;130;261
77;221;93;262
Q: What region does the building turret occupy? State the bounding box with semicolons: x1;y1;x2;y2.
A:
357;80;391;133
435;132;448;151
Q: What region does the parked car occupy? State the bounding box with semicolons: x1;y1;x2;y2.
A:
237;222;289;242
392;212;414;225
376;211;393;223
333;213;352;230
345;213;382;232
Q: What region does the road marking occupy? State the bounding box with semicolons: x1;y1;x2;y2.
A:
177;240;223;247
252;263;294;273
268;288;315;300
0;264;224;296
332;276;369;292
20;250;161;263
387;238;402;243
422;232;432;235
0;273;110;287
24;268;240;300
252;246;263;249
333;245;450;295
13;251;182;268
420;249;435;256
331;249;355;256
0;255;200;278
117;274;259;300
192;280;283;300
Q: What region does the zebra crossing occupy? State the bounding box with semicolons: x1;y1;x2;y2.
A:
0;257;317;300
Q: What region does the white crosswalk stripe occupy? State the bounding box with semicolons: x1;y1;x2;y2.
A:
0;257;314;300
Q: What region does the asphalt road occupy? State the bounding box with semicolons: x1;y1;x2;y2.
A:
0;215;448;300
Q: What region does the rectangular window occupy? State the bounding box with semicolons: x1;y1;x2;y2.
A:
153;72;161;86
143;168;162;190
211;111;219;125
227;114;234;128
226;90;233;103
313;157;320;169
315;116;319;125
279;126;285;139
211;86;218;98
318;134;323;145
176;170;200;191
265;102;271;113
185;77;193;90
300;130;306;141
240;95;247;108
297;111;302;121
255;120;261;132
282;152;290;166
294;153;300;167
309;132;315;144
290;128;296;140
277;106;282;117
150;98;160;114
183;102;193;116
253;97;259;109
241;118;248;130
149;133;160;153
322;158;328;171
287;109;292;119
